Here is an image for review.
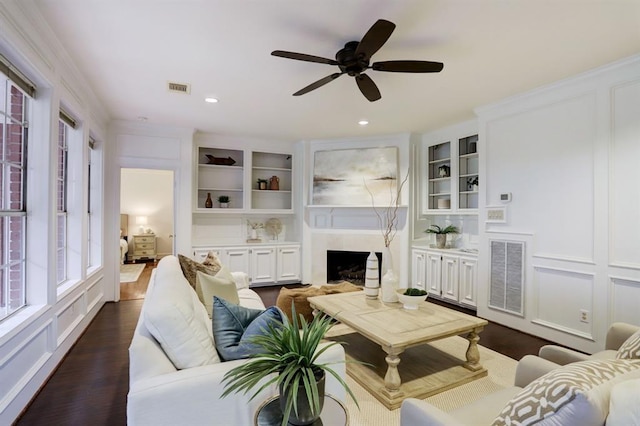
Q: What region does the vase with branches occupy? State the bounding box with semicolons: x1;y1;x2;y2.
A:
365;168;410;303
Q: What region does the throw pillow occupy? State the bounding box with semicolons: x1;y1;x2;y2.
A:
144;256;220;368
178;254;219;290
276;286;323;324
616;329;640;359
196;267;240;317
212;297;287;361
493;359;640;426
202;250;223;271
606;378;640;425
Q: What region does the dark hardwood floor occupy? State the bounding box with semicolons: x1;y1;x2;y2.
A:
15;281;553;425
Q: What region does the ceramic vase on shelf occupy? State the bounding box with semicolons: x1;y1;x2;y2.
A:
364;251;379;299
205;193;213;208
436;234;446;249
381;269;399;303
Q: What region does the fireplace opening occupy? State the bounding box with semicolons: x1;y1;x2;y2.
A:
326;250;382;285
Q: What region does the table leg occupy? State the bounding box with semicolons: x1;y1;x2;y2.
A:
464;328;483;371
382;346;404;392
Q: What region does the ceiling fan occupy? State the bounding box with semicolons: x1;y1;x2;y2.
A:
271;19;443;102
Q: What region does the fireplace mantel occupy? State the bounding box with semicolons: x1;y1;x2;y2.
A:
305;205;408;231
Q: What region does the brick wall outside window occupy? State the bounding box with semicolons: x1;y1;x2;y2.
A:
0;79;27;320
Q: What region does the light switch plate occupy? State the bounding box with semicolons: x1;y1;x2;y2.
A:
486;206;507;223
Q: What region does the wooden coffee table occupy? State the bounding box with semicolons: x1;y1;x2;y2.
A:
308;292;488;409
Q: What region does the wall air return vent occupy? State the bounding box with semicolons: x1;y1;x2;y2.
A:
489;240;525;316
167;81;191;94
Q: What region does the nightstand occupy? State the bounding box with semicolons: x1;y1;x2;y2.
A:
132;234;156;262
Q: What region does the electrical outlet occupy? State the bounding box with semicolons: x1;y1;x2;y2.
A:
580;309;590;323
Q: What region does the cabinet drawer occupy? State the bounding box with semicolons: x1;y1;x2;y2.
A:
135;236;155;243
134;250;155;256
135;243;155;250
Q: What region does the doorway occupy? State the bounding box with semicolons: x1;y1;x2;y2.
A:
119;168;175;300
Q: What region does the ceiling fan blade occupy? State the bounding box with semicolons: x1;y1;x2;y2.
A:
272;50;338;66
372;60;444;73
355;73;381;102
355;19;396;61
293;73;344;96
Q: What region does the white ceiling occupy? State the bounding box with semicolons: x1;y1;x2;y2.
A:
32;0;640;142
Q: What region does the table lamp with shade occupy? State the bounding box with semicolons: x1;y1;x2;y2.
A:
136;216;148;234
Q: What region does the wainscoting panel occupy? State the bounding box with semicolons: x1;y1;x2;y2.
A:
56;294;86;346
533;266;594;338
0;320;52;413
86;277;104;313
609;276;640;325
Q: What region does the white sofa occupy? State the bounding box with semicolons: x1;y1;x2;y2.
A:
127;255;347;426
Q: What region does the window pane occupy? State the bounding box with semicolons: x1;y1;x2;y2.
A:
9;85;24;123
57;213;66;283
8;261;24;311
8;216;24;262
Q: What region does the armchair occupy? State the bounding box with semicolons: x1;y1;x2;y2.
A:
538;322;640;365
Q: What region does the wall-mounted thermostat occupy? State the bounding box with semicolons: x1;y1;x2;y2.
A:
500;192;512;203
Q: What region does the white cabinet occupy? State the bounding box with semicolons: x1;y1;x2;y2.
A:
277;245;301;282
421;121;478;214
458;256;477;308
440;254;459;303
250;246;277;285
195;146;294;213
411;248;477;309
193;243;300;286
411;249;428;291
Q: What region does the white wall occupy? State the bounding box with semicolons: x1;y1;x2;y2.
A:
476;54;640;353
120;168;174;256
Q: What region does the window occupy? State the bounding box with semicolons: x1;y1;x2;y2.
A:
56;117;70;285
0;69;29;320
86;137;94;269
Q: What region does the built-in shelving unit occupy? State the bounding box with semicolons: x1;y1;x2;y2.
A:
251;151;293;210
197;147;244;210
195;146;294;213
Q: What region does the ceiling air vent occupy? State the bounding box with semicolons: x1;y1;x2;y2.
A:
167;81;191;94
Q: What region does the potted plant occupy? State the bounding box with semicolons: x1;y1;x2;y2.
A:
397;288;429;310
217;195;230;208
221;306;358;425
424;224;459;249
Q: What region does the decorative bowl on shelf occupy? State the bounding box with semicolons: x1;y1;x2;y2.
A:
397;289;428;310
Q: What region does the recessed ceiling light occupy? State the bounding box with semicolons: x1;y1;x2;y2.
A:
358;120;369;126
205;97;219;103
137;116;148;122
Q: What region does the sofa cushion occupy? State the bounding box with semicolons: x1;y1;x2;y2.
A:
202;250;223;270
144;256;220;369
196;267;240;317
178;254;220;290
212;297;287;361
616;329;640;359
493;359;640;426
276;282;362;325
606;378;640;425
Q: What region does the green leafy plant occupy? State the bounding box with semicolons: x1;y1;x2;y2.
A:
424;224;459;235
217;195;230;203
404;288;427;296
221;305;358;426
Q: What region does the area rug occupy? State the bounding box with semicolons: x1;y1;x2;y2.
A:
120;264;145;283
327;326;517;425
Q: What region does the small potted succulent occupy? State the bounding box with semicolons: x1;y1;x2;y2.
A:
217;195;230;208
397;288;428;310
424;225;459;249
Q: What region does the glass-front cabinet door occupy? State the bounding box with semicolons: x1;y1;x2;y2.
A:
458;134;479;211
427;141;452;211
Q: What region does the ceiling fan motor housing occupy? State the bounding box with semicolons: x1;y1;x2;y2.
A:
336;41;368;76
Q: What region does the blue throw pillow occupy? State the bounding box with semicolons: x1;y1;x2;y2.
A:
212;296;288;361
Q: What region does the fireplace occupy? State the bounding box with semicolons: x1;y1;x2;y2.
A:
326;250;382;285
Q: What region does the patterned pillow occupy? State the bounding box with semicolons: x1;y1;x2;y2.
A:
202;250;223;271
178;254;219;289
493;359;640;426
616;329;640;359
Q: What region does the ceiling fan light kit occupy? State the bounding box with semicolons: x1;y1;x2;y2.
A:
271;19;443;102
